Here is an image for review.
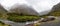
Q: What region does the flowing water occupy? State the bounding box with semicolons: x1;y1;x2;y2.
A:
0;19;26;26
0;19;35;26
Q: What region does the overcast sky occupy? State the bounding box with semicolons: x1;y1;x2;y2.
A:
0;0;60;13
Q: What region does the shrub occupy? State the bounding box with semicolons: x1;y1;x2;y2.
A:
7;13;40;22
48;11;60;16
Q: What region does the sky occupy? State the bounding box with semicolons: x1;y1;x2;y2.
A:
0;0;60;13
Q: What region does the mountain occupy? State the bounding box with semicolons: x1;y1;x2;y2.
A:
0;4;7;14
51;3;60;12
47;3;60;16
8;4;39;16
39;10;51;15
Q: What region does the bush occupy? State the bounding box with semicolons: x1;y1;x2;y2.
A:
7;13;40;22
48;11;60;16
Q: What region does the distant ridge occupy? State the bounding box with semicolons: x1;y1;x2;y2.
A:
51;3;60;12
0;4;7;13
8;4;39;16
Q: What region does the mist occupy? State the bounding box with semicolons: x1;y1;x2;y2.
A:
0;0;60;13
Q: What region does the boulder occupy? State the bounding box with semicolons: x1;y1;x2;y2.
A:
40;16;55;22
47;16;55;21
40;17;60;26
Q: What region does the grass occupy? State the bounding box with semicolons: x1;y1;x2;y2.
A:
48;11;60;16
0;23;10;26
7;15;40;22
7;13;40;22
39;11;60;18
0;11;60;22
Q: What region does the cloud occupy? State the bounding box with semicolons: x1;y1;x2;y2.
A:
0;0;60;12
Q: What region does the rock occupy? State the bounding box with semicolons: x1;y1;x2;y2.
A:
40;16;55;22
25;23;34;26
47;16;55;21
40;22;60;26
40;18;48;22
51;3;60;12
47;3;60;16
0;4;7;13
39;17;60;26
25;21;34;26
9;4;39;16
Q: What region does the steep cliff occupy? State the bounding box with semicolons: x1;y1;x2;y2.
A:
0;4;7;14
48;3;60;16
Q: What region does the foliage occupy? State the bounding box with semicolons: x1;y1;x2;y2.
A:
48;11;60;16
7;13;40;22
0;13;8;19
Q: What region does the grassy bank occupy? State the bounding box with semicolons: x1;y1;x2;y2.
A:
0;21;11;26
7;13;40;22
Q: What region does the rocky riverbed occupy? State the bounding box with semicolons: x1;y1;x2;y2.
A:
0;16;60;26
39;17;60;26
0;19;26;26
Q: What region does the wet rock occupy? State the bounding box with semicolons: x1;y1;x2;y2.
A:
40;20;60;26
41;18;47;22
47;16;55;21
25;23;34;26
40;16;55;22
39;17;60;26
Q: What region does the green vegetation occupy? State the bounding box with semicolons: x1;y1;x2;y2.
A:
0;11;60;22
48;11;60;16
7;13;40;22
0;13;8;19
